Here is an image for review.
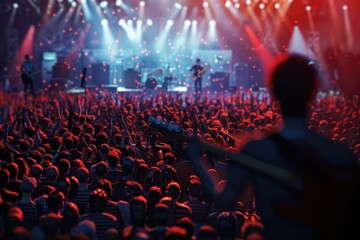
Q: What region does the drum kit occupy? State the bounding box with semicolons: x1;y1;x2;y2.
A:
144;66;175;90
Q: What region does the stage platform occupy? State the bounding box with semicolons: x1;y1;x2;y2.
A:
67;85;188;94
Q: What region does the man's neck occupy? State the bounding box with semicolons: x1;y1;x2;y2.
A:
283;116;308;128
189;196;199;201
20;193;32;203
78;182;88;190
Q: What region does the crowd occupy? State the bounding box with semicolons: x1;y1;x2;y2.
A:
0;78;358;240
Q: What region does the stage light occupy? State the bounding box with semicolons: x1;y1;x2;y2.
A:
167;20;174;26
101;19;108;25
203;2;209;8
99;1;108;8
225;1;231;8
259;3;265;10
245;0;252;6
342;5;348;11
184;20;191;26
175;2;182;9
234;3;240;9
137;20;142;25
13;3;19;9
71;2;77;7
146;19;153;26
118;19;125;26
139;1;145;7
192;20;198;25
274;3;280;9
127;19;133;25
305;5;311;12
209;20;216;26
116;0;122;7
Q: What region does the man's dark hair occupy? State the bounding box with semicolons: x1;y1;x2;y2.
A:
18;139;30;152
29;150;43;163
47;192;65;213
49;137;63;151
269;54;318;117
176;217;194;240
196;58;201;63
95;161;109;178
188;178;202;198
216;211;237;239
154;203;169;226
166;182;181;200
95;132;108;145
0;169;10;188
94;178;112;199
89;188;108;212
57;176;70;195
197;225;217;240
76;167;89;183
58;159;70;176
7;163;19;180
125;180;144;198
63;137;74;149
107;151;120;168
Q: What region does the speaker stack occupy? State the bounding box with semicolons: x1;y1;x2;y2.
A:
91;63;110;86
124;68;141;89
51;62;69;90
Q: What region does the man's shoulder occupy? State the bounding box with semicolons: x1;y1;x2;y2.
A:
176;202;192;213
242;130;357;167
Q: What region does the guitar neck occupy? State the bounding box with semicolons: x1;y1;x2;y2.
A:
198;139;299;189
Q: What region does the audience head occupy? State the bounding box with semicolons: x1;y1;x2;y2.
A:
40;213;62;239
89;188;107;213
20;177;37;194
176;217;194;240
94;178;113;199
62;202;80;233
50;136;63;151
197;225;217;240
76;167;89;183
165;226;187;240
0;169;10;189
216;211;238;240
241;220;265;240
47;191;65;213
30;164;43;179
187;176;202;198
46;165;59;181
166;182;181;201
154;203;169;227
6;163;19;180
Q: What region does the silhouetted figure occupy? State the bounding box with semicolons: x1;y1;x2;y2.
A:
20;54;36;95
190;54;358;240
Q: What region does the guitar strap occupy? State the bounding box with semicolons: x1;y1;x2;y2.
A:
269;133;332;183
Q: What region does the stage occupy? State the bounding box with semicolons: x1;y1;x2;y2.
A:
67;85;188;94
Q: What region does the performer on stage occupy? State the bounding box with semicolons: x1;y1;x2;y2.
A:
190;58;206;95
20;54;36;95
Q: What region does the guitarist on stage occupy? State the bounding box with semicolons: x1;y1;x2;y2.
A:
190;58;206;96
189;54;358;240
20;54;36;95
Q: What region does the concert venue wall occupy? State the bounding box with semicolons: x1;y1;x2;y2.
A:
0;0;359;94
